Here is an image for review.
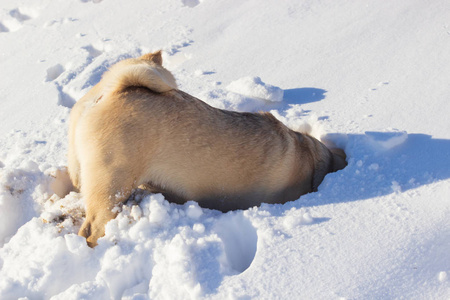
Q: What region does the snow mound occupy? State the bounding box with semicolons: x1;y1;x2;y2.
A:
0;162;46;245
226;76;284;102
0;163;76;246
0;192;262;299
365;130;408;150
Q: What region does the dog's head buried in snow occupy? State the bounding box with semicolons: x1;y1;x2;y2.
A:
68;50;347;247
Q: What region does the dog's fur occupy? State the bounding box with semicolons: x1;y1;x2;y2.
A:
68;51;346;247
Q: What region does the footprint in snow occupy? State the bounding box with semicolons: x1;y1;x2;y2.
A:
0;7;39;33
9;8;31;22
56;84;76;108
182;0;200;8
0;22;8;33
45;64;66;82
43;18;78;29
43;43;106;108
44;64;76;108
82;44;103;59
80;0;103;3
214;213;258;273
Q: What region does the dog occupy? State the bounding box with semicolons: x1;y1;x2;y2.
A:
68;50;346;247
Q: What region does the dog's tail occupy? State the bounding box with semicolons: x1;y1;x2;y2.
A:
102;51;177;96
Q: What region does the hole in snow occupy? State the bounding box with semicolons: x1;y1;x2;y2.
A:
82;45;103;58
0;22;9;33
182;0;200;8
56;84;76;108
80;0;103;3
214;212;258;273
9;9;31;22
46;64;65;82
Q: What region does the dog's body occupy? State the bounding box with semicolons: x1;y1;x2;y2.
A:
68;51;346;246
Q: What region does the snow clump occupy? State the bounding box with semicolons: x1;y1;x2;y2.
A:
226;76;284;102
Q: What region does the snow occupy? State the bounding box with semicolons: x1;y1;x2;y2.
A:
0;0;449;299
226;76;284;102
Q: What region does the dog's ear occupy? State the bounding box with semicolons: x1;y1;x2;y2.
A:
140;50;163;65
330;148;347;172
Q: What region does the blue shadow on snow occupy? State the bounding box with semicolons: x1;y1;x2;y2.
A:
275;132;450;211
283;87;327;105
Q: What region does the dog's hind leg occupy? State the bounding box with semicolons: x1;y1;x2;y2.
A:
68;117;82;191
78;168;136;247
67;146;80;191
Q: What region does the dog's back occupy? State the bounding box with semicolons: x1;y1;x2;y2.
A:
80;85;312;211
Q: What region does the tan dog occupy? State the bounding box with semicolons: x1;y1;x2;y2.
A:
68;51;346;247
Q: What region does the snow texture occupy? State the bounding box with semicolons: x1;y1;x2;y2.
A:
0;0;450;299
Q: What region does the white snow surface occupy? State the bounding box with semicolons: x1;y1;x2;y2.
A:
1;0;450;299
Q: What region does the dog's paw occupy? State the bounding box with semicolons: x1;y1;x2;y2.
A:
78;208;117;247
78;218;104;247
78;220;96;247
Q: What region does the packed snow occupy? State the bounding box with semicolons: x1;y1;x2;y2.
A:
0;0;449;299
